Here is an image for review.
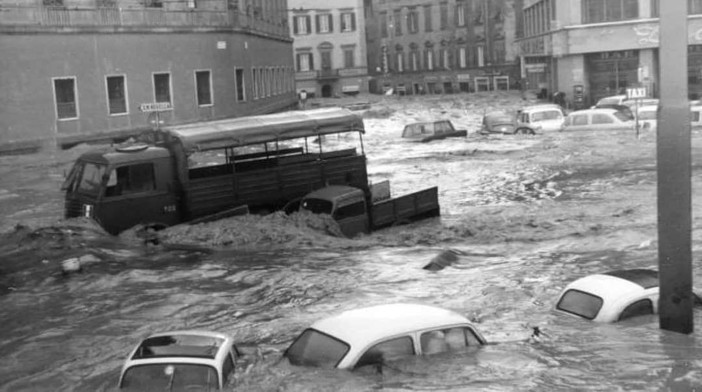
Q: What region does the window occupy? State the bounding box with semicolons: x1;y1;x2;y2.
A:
344;48;355;68
153;73;171;104
440;2;449;29
619;299;654;321
394;10;402;36
293;15;311;35
285;329;349;368
456;3;466;26
494;40;506;64
43;0;64;6
425;49;434;71
334;201;365;220
143;0;162;7
252;69;258;100
297;53;314;72
105;163;156;197
355;337;414;368
195;70;212;106
442;49;450;69
396;52;404;72
573;114;589;126
556;289;603;320
340;12;356;32
106;75;127;115
592;113;615;124
582;0;638;23
420;327;482;354
424;5;433;32
477;46;485;67
458;47;467;68
186;0;196;8
53;77;78;120
407;8;419;33
691;0;702;14
316;14;333;33
411;51;420;71
380;12;388;38
235;68;245;101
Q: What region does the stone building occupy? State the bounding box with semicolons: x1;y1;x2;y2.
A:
363;0;523;95
288;0;370;98
0;0;295;153
518;0;702;107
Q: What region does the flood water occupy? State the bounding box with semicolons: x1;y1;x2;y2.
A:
3;94;702;391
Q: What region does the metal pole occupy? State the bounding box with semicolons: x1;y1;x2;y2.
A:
658;1;693;334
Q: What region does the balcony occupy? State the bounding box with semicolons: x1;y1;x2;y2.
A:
0;5;289;37
317;69;340;79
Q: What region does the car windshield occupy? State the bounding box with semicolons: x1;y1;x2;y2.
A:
62;161;107;196
285;328;350;368
613;111;632;122
132;334;224;360
301;198;333;215
556;289;604;320
598;97;623;106
120;364;218;391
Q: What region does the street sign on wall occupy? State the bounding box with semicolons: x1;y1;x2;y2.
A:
139;102;172;112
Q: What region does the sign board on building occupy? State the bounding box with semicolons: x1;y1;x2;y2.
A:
525;63;547;73
626;87;648;99
457;73;471;81
139;102;173;112
217;41;227;50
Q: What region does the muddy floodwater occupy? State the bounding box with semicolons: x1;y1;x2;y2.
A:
4;93;702;391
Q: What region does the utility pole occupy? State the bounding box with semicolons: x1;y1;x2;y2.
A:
658;1;693;334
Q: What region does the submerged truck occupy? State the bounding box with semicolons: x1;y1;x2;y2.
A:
62;107;440;235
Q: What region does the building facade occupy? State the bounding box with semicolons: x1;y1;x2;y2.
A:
288;0;369;98
0;0;296;153
364;0;523;95
518;0;702;107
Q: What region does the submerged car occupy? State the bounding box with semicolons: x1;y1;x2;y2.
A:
284;303;487;370
595;94;627;107
480;111;538;135
555;269;701;323
118;330;240;391
517;104;566;132
562;108;634;132
555;269;660;323
401;120;467;142
636;105;658;131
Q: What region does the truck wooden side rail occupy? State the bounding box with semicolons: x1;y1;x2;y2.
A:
370;186;440;229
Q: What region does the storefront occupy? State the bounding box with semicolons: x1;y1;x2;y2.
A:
523;56;551;94
689;45;702;99
586;50;639;103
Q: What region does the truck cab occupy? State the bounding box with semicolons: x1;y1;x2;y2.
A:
62;144;181;235
301;186;370;237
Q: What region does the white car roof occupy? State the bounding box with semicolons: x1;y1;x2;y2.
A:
312;303;473;348
567;108;619;116
637;105;658;112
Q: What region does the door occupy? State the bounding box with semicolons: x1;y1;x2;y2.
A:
333;199;369;237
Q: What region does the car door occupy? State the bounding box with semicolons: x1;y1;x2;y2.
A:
591;112;620;131
566;113;590;131
354;335;415;369
418;326;484;355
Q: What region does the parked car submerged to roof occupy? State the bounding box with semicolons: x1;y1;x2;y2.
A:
636;105;658;131
562;108;634;132
401;120;467;142
517;104;566;132
118;330;240;391
480;111;538;135
284;303;487;370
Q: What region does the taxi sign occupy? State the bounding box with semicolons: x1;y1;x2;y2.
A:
139;102;172;112
626;87;647;100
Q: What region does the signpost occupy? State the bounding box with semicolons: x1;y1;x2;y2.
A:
626;87;648;138
658;1;693;334
139;102;172;131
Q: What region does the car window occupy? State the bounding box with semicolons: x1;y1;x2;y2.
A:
333;201;366;220
572;114;589;126
285;329;350;368
592;113;615;124
556;289;604;320
613;111;631;122
120;364;218;391
420;327;482;355
638;110;657;120
222;352;235;384
532;110;562;122
355;336;414;368
618;299;654;321
520;113;530;123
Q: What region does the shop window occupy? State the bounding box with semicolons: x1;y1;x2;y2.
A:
494;76;510;91
475;77;490;92
53;77;78;120
106;75;127;115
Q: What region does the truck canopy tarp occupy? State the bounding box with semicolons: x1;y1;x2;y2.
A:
160;108;365;153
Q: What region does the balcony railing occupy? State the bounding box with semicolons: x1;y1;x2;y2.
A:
317;69;340;79
0;6;289;37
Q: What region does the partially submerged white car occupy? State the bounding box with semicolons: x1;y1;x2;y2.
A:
555;269;661;323
284;303;486;370
118;330;239;391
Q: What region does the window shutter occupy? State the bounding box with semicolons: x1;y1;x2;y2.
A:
306;16;311;34
329;14;334;32
309;54;314;70
293;17;299;34
351;13;356;30
315;15;320;33
296;54;301;71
